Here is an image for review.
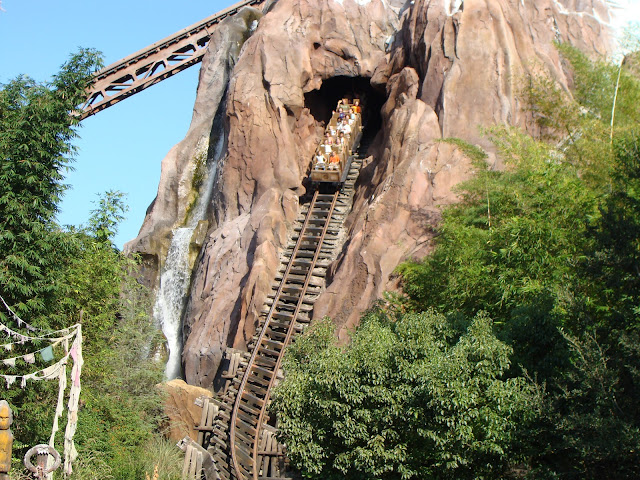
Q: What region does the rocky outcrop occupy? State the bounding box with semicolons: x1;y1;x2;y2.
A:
158;379;212;442
179;0;400;386
127;0;612;388
623;51;640;78
313;66;477;339
314;0;613;335
124;7;264;283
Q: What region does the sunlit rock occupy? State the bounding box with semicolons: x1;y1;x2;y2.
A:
127;0;612;388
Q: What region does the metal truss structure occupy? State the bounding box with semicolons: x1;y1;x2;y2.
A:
79;0;262;119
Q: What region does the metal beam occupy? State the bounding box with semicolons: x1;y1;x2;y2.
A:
79;0;262;119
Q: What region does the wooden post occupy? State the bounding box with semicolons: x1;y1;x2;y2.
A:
0;401;13;480
177;436;218;480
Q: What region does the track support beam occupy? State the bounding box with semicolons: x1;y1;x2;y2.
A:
79;0;262;119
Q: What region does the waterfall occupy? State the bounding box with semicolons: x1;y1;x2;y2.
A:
154;128;224;380
154;228;196;380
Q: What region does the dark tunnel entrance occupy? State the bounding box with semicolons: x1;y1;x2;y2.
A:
304;75;385;151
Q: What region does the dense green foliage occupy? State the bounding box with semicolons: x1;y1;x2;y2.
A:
63;209;169;480
274;312;540;479
0;51;180;479
0;49;102;326
397;47;640;478
276;46;640;478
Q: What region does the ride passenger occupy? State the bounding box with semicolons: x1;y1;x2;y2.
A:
348;110;356;127
339;120;352;137
315;152;326;170
324;132;334;144
329;151;341;170
338;132;347;153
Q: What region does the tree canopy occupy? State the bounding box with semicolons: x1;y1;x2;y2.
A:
274;312;540;479
0;48;102;326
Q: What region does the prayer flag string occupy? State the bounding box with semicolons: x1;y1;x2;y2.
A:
0;323;82;476
0;351;70;388
0;339;64;366
0;295;79;337
0;321;79;344
63;325;82;475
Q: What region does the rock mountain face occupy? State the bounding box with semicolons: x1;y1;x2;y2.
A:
125;0;611;388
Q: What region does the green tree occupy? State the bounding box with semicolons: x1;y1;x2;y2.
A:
0;53;171;477
397;130;598;379
580;134;640;330
393;45;640;477
87;190;128;245
529;332;640;479
0;48;104;451
56;193;165;479
0;48;102;326
273;311;540;480
529;133;640;478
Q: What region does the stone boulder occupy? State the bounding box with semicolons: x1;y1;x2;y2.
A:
158;379;213;442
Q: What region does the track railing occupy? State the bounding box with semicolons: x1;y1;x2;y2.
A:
79;0;262;119
204;144;366;479
229;190;340;479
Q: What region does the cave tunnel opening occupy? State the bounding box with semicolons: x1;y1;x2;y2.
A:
304;75;385;149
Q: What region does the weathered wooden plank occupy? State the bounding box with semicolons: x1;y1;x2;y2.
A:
236;396;261;415
240;390;267;408
235;416;257;436
182;446;194;479
254;355;278;369
260;338;284;351
258;345;282;358
196;398;210;445
235;443;254;465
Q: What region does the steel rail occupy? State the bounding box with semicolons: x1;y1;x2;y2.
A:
228;189;320;479
229;190;340;479
79;0;262;119
229;189;319;479
250;191;338;479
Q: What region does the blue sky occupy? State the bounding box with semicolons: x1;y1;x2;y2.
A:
0;0;639;249
0;0;230;248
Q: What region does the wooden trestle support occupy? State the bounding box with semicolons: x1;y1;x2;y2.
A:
192;153;364;480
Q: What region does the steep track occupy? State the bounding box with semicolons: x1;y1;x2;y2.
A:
205;147;366;480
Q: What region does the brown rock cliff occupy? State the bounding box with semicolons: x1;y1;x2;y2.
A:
127;0;612;387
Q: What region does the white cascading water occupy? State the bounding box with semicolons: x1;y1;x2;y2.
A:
154;132;223;380
154;228;197;380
